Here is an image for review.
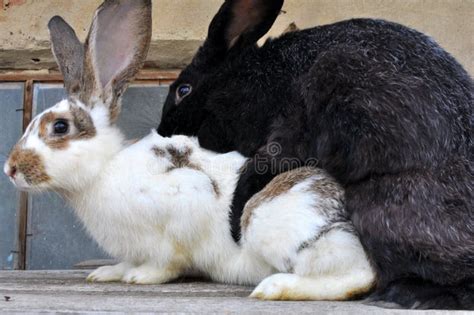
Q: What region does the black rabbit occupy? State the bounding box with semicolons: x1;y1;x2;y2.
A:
158;0;473;310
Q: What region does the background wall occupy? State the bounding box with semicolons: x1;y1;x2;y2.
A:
0;0;472;74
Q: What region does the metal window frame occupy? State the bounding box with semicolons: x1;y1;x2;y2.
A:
0;70;179;270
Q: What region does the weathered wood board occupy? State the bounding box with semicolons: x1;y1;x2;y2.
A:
0;270;464;314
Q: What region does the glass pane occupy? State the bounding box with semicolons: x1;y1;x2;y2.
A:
27;83;168;269
0;83;24;270
117;84;168;140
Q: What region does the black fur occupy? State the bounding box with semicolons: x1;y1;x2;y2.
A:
366;278;474;310
158;0;474;310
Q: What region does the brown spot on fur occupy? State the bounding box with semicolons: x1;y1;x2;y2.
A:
38;106;96;150
8;146;50;185
241;167;317;231
71;105;96;138
38;112;56;139
166;145;194;168
308;173;344;202
297;222;354;254
152;146;166;157
282;22;300;35
210;179;220;197
241;167;344;233
165;145;201;172
152;145;221;197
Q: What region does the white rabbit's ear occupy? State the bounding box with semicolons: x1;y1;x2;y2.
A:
48;16;84;96
83;0;152;121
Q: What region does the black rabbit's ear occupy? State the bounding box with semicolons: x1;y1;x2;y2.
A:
223;0;284;49
196;0;284;67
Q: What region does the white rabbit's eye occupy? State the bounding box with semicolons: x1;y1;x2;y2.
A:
176;84;192;104
53;120;69;135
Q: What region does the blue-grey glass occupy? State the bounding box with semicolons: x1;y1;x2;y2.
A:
0;83;24;270
117;84;168;139
27;83;168;269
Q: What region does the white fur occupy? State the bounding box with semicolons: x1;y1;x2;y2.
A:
4;4;374;297
5;98;375;300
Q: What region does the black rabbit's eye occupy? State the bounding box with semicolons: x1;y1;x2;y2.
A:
53;120;69;135
176;84;192;104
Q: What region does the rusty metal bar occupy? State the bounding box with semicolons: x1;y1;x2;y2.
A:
0;70;180;82
15;80;33;270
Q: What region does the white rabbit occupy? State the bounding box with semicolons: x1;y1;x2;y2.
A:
3;0;375;301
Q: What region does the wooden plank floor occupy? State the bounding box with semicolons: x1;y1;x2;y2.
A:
0;270;463;314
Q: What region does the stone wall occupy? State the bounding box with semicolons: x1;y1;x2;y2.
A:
0;0;472;74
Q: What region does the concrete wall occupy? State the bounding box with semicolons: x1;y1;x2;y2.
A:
0;0;472;74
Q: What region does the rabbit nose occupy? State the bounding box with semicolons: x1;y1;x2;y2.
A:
4;164;17;179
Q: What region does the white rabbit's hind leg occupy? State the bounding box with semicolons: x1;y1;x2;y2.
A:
250;273;300;300
86;262;132;283
250;228;376;301
122;262;182;285
250;271;374;301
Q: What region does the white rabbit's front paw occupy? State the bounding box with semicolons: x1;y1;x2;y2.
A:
250;273;300;300
122;264;176;285
86;262;131;283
